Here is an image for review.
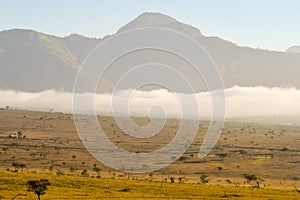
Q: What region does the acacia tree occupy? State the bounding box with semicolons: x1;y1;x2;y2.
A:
243;173;260;188
217;166;223;172
215;153;228;161
200;175;209;184
72;154;77;160
12;163;26;172
27;179;50;200
93;167;101;177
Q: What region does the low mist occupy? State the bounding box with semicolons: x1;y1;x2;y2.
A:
1;86;300;119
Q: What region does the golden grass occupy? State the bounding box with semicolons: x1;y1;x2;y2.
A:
1;109;300;199
0;170;299;200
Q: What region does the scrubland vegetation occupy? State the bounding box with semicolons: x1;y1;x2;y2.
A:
0;109;299;199
1;170;299;199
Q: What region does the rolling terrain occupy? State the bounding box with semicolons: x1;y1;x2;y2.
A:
0;109;299;193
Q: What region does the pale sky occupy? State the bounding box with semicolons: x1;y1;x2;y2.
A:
0;0;299;51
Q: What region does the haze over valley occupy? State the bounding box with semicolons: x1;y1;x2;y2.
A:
1;13;300;121
1;4;300;199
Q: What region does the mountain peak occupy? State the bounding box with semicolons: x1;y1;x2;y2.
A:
117;12;202;38
134;12;177;25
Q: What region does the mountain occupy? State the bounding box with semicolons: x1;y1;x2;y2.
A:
0;29;110;92
0;29;81;91
286;46;300;53
1;12;300;92
60;33;101;63
117;12;203;38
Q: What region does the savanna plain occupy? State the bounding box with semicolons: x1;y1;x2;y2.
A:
0;109;299;199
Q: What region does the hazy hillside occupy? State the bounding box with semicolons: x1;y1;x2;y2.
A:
0;29;80;91
1;12;300;92
286;45;300;53
60;33;101;62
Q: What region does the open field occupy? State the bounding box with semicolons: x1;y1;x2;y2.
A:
0;109;300;199
0;170;299;200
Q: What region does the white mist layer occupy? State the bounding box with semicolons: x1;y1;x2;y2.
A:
1;86;300;118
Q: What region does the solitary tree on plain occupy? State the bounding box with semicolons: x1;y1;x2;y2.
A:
27;179;50;200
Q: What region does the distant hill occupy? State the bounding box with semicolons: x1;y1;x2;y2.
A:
286;46;300;53
1;12;300;92
0;29;111;92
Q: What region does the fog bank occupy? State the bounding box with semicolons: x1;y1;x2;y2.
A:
1;86;300;118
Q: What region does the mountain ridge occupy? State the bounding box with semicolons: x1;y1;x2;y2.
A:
0;12;300;92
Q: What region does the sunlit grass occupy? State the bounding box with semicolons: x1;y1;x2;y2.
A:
0;170;299;199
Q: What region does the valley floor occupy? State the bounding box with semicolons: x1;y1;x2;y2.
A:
0;170;299;200
0;109;300;199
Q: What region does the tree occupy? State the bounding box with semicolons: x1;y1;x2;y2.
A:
81;169;88;177
72;155;77;160
69;166;76;174
170;176;175;183
12;163;18;171
93;167;101;177
19;164;26;172
12;163;26;172
2;147;8;153
200;175;209;184
217;166;223;172
27;179;50;200
243;173;260;188
215;153;228;160
149;173;154;181
226;179;232;184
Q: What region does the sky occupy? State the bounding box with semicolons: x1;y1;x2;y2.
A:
0;0;299;51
